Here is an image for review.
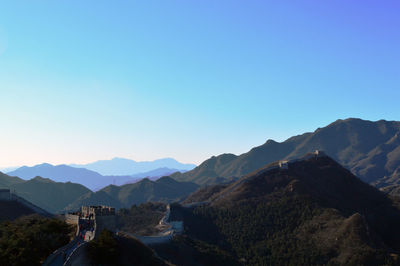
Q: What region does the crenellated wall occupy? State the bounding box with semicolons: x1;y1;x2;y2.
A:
95;215;116;234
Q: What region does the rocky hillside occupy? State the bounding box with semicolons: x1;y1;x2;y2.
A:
172;118;400;189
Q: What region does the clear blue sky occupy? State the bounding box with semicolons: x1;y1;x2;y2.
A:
0;1;399;167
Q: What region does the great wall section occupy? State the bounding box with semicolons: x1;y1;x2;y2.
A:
43;203;185;265
44;151;327;265
118;204;184;245
43;206;116;266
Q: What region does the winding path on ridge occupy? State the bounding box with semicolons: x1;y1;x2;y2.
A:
119;204;184;245
43;218;95;266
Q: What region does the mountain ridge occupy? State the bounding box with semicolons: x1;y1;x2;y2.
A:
8;164;184;191
7;158;196;191
7;163;129;191
163;153;400;265
64;176;199;211
70;157;196;176
172;118;400;190
0;172;91;213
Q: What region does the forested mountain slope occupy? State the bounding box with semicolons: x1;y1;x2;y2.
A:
65;176;199;211
0;173;90;213
162;154;400;265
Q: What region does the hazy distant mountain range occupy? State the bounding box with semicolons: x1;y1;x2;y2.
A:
112;167;191;186
172;118;400;190
7;163;131;191
0;166;20;173
7;158;195;191
70;157;196;176
130;167;188;180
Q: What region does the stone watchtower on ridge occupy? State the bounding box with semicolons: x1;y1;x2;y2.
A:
81;206;117;233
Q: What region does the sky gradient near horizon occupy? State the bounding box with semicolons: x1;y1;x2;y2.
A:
0;1;399;167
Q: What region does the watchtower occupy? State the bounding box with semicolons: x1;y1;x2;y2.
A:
279;160;289;169
81;205;117;233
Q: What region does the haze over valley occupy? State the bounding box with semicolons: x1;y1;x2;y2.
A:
5;157;195;191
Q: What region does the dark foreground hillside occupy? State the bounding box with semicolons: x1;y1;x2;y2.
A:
0;200;36;221
76;230;167;266
155;154;400;265
0;215;73;266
